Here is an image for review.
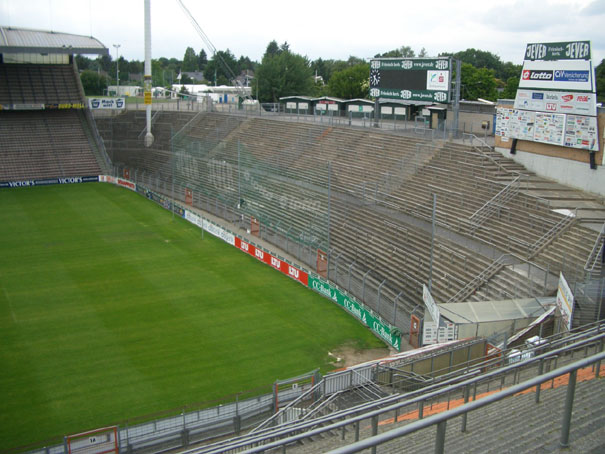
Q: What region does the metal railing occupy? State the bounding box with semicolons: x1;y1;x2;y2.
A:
584;222;605;278
211;329;605;454
469;175;521;230
528;208;577;258
327;352;605;454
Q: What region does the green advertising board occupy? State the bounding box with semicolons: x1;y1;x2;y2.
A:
369;57;451;103
524;41;591;61
308;276;401;351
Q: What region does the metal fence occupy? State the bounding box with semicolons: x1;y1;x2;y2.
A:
97;109;602;340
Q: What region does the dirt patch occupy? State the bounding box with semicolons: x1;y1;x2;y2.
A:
327;345;393;369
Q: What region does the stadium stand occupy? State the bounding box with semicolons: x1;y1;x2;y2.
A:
97;112;603;336
0;28;109;182
0;110;102;180
2;25;603;454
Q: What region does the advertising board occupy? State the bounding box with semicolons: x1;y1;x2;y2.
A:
369;58;451;103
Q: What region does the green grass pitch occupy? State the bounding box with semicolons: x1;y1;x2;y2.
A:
0;183;385;450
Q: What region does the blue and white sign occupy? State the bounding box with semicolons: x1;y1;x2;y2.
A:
89;98;125;110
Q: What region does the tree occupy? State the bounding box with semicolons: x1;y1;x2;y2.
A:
500;76;520;100
75;55;92;70
596;59;605;103
442;48;510;80
253;41;314;102
459;63;498;101
80;70;107;96
418;47;428;57
327;63;370;99
183;46;198;72
204;49;238;85
375;46;415;58
265;40;280;58
198;49;208;71
151;59;165;87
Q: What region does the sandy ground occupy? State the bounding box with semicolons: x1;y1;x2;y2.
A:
327;345;393;369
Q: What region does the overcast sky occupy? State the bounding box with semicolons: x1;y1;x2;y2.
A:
1;0;604;66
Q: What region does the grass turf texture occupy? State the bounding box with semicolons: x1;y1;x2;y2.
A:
0;183;385;450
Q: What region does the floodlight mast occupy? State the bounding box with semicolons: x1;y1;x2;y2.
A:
144;0;154;147
175;0;252;101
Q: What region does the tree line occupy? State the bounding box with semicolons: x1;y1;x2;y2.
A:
77;42;605;104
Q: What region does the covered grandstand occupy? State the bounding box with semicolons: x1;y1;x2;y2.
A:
0;26;110;183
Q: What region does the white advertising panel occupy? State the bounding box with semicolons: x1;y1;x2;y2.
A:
497;107;599;152
298;102;309;110
89;98;125;110
328;103;339;111
394;107;406;116
286;102;296;109
422;320;457;345
533;112;566;146
564;115;599;150
514;90;597;116
422;284;440;325
556;272;574;331
426;70;449;91
381;106;393;115
518;60;593;92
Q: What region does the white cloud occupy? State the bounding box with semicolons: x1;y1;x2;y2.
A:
1;0;603;65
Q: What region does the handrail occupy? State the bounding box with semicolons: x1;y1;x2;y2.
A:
461;133;525;178
446;251;553;304
445;254;506;303
219;333;605;454
584;222;605;277
528;209;577;258
250;380;324;433
469;175;521;229
326;352;605;454
183;326;605;454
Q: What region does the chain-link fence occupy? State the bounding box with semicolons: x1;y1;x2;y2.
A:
98;110;603;339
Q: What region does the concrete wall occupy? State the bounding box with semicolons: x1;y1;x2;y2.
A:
449;110;495;136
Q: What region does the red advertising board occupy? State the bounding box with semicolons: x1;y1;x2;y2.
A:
235;237;308;286
117;178;136;191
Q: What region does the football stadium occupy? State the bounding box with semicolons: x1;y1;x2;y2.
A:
0;6;604;454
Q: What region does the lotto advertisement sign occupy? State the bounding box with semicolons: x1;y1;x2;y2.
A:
516;41;595;113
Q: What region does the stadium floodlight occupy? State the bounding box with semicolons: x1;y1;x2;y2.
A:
113;44;121;95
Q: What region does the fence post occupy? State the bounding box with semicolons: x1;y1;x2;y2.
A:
394;291;403;326
435;420;447;454
560;369;578;447
377;279;386;315
371;415;378;454
348;262;355;293
362;269;371;302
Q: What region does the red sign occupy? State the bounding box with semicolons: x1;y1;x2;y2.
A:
185;188;193;206
117;178;135;191
234;237;308;286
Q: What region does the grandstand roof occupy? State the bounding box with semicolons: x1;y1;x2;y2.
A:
0;26;108;55
438;297;555;324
